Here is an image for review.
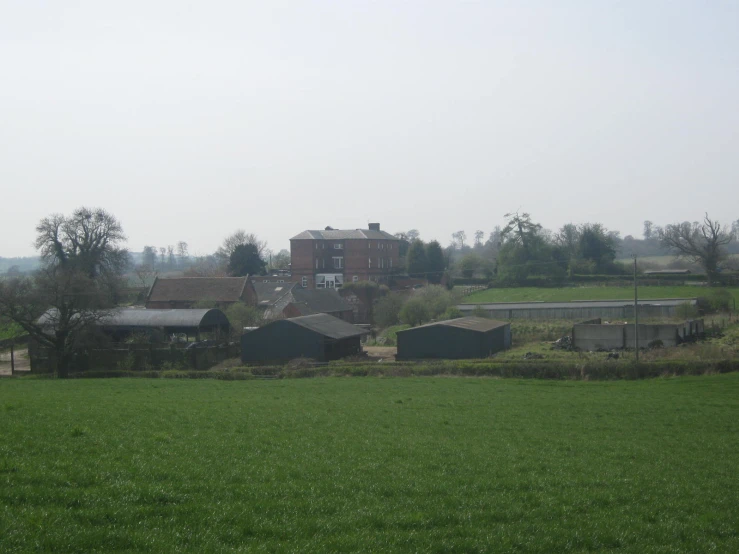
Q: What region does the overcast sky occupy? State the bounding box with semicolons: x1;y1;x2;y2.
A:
1;0;737;257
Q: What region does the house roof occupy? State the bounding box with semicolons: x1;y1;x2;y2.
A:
38;308;229;330
253;281;297;307
291;229;398;241
147;276;249;303
290;288;352;315
398;317;509;334
286;313;368;339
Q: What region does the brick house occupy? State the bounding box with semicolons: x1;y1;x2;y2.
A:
290;223;400;289
145;276;256;309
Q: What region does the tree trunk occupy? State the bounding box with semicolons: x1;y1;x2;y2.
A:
54;331;70;378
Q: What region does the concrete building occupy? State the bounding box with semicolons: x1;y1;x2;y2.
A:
396;317;511;360
572;319;704;350
290;223;400;289
240;314;368;363
458;298;698;321
146;276;256;309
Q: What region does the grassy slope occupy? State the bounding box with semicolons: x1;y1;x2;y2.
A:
2;377;739;552
463;285;739;305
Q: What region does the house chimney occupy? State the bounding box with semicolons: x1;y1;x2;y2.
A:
368;223;380;231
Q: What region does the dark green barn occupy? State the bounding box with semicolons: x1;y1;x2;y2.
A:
396;317;511;360
241;314;367;364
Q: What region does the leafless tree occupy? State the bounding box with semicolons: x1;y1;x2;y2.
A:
451;230;467;250
474;230;484;248
659;214;733;285
643;220;654;240
134;264;157;288
0;266;113;377
176;241;189;265
167;245;176;268
184;255;228;277
35;207;128;278
216;230;267;262
159;247;167;267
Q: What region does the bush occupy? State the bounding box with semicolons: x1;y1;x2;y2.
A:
399;298;430;326
706;288;732;313
225;303;262;337
676;302;699;319
440;307;463;320
374;293;405;327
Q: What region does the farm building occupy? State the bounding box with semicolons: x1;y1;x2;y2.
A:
396;317;511;360
458;298;698;321
253;282;354;321
240;314;367;364
145;276;256;309
36;308;231;341
572;318;705;350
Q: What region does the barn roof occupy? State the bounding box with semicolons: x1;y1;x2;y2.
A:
291;229;398;241
147;276;249;303
398;317;509;334
253;282;297;307
290;288;352;315
38;308;229;330
286;313;368;339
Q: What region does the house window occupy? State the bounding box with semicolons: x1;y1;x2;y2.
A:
389;259;392;268
315;243;319;250
352;275;358;282
380;243;384;249
334;243;343;250
316;259;319;269
263;279;269;283
301;277;308;288
368;242;371;249
368;257;372;268
332;256;343;269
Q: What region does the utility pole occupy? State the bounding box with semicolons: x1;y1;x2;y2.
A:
634;255;639;363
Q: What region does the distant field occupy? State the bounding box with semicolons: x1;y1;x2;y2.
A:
1;377;738;552
463;285;739;305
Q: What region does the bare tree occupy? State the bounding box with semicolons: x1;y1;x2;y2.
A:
184;255;228;277
35;207;128;278
142;246;158;267
643;220;654;241
451;230;467;250
134;264;157;288
176;241;189;266
474;230;484;248
216;230;267;262
659;214;733;285
167;245;176;268
159;247;167;267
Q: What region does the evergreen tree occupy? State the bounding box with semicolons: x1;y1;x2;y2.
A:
425;240;446;283
406;239;428;277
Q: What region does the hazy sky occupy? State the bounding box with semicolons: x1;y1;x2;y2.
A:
2;0;737;257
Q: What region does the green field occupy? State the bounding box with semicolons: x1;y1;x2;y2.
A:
463;285;739;305
2;377;738;552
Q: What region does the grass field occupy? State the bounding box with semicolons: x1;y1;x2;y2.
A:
2;377;738;552
463;285;739;306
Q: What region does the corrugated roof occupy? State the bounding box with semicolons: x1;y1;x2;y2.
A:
147;277;248;303
458;298;698;310
38;308;229;329
287;313;368;339
291;229;398;241
398;317;509;334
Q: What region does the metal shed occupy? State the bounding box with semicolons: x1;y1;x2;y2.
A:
240;313;368;363
396;317;511;360
37;308;230;340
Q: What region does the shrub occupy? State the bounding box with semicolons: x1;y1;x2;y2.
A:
399;298;430;326
374;294;405;327
440;307;463;320
706;288;732;313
